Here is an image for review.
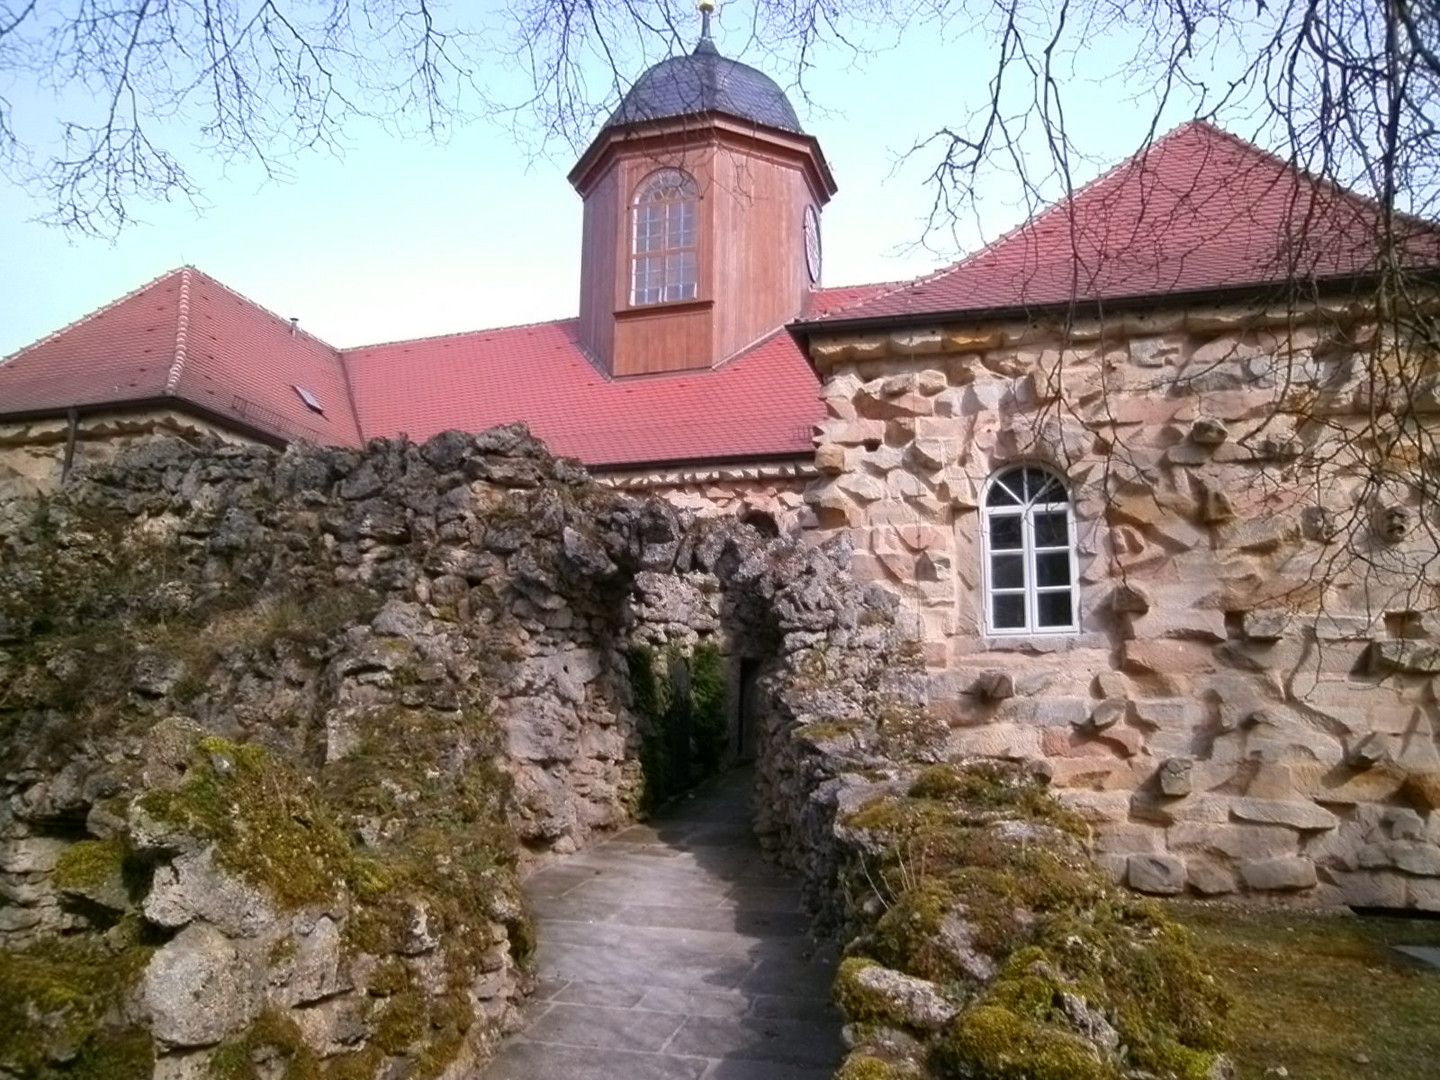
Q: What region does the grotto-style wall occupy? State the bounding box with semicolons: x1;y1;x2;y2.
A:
0;424;925;1078
804;295;1440;910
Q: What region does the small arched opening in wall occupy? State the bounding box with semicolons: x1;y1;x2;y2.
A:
738;507;780;539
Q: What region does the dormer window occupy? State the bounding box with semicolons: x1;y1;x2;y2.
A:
631;169;699;305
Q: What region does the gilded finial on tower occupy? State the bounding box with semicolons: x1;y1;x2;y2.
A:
699;0;715;44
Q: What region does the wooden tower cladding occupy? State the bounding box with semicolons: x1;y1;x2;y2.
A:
570;96;835;378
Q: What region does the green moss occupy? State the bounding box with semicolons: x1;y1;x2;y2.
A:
836;1051;913;1079
52;837;128;892
139;737;354;909
906;762;1088;837
0;936;154;1080
836;763;1229;1080
834;957;941;1033
627;645;672;811
321;1047;384;1080
627;640;734;811
940;1004;1119;1080
795;720;861;742
208;1011;321;1080
691;639;727;776
372;990;426;1054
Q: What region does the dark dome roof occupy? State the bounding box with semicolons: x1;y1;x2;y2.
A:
604;39;803;134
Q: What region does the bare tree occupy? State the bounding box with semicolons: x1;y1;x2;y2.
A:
0;0;479;236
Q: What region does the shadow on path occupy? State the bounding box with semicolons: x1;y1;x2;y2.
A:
475;767;843;1079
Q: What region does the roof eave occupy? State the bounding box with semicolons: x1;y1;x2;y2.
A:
588;448;816;473
788;271;1428;348
0;397;290;449
568;111;837;199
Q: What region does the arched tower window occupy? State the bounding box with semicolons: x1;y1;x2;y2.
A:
982;465;1078;634
631;169;699;305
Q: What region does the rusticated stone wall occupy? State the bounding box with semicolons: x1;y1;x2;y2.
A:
804;296;1440;910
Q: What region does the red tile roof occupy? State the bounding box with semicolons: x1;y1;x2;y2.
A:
0;268;362;447
2;277;890;467
7;121;1430;467
813;120;1440;325
345;322;822;467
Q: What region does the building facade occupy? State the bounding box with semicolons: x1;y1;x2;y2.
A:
5;36;1440;908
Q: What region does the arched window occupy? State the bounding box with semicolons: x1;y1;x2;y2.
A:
631;169;699;305
982;465;1078;634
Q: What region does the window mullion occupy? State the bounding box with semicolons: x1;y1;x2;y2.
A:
1021;502;1036;633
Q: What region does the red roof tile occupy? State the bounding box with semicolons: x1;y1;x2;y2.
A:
0;268;362;447
344;321;823;467
816;121;1440;325
3;276;886;467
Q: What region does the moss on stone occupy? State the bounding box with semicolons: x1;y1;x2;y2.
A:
834;957;934;1034
836;1051;914;1079
0;935;154;1080
208;1010;321;1080
691;639;727;776
940;1004;1119;1080
906;762;1089;837
794;720;861;742
52;837;128;892
836;762;1230;1080
139;737;354;910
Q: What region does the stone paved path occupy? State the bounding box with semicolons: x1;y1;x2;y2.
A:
476;768;844;1080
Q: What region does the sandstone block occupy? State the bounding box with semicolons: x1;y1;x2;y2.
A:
815;443;846;475
1093;824;1164;856
1168;821;1298;860
1230;797;1338;832
916;369;948;395
1239;856;1317;891
1122;640;1215;678
1158;757;1193;797
1186;860;1237;896
825;420;887;447
1127;853;1186;895
1031;696;1089;727
839;473;887;502
1332;870;1408;909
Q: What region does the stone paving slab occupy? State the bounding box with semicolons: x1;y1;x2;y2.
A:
474;769;843;1080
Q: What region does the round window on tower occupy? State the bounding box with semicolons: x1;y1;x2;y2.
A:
803;205;822;284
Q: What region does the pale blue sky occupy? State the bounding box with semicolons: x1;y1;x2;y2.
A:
0;4;1210;357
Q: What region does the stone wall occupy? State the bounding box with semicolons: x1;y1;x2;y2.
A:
804;296;1440;910
0;409;265;508
0;426;868;1079
599;461;814;534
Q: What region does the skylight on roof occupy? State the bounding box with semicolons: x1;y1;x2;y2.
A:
293;385;325;414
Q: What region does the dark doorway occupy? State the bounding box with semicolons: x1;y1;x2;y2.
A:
737;658;762;761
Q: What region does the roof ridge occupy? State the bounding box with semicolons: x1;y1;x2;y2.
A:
885;123;1210;303
165;267;193;395
1192;118;1440;239
343;315;577;353
182;267;344;354
809;119;1386;325
0;266;187;366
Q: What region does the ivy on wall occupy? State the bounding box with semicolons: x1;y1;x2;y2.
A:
626;640;730;812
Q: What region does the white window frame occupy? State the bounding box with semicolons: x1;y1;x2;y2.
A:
981;465;1079;635
630;168;699;306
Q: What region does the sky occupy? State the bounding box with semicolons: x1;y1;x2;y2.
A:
0;3;1208;358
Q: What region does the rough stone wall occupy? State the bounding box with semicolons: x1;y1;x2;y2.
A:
0;410;265;507
599;462;814;534
1;425;873;1079
805;297;1440;910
